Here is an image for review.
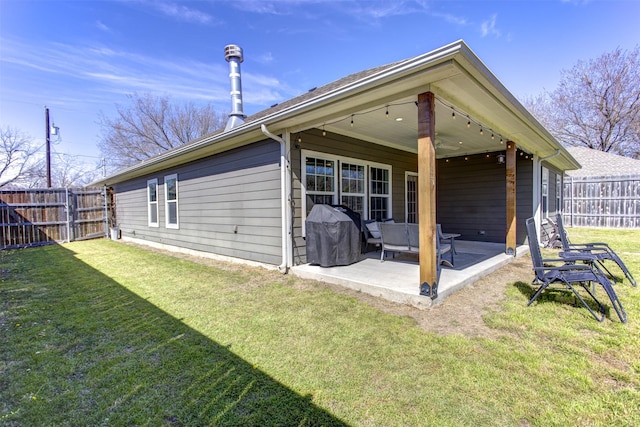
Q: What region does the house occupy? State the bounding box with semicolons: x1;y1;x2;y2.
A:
563;146;640;228
93;40;579;298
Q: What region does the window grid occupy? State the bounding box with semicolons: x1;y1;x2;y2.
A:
542;167;549;217
305;157;336;214
341;162;366;218
147;179;158;227
370;167;390;221
164;174;179;229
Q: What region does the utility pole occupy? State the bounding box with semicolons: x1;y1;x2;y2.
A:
45;106;52;188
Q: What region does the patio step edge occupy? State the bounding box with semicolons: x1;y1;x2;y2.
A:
290;267;433;310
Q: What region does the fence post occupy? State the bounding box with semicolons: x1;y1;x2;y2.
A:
569;176;573;227
65;188;71;243
103;186;109;238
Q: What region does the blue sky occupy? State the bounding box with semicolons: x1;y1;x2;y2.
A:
1;0;639;172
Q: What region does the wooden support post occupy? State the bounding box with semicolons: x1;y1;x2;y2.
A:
417;92;438;298
506;141;517;255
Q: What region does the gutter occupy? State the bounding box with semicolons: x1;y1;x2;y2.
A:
261;124;292;273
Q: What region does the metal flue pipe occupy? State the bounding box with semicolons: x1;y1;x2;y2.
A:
224;44;246;131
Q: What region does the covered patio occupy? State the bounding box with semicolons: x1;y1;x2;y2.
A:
283;41;578;303
292;240;529;309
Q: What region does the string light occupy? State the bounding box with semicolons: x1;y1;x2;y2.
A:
313;98;512;155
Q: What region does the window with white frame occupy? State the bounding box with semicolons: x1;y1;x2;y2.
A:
370;166;391;221
304;156;336;214
541;167;549;218
164;174;179;229
556;174;562;214
301;150;392;234
147;179;159;227
340;162;366;218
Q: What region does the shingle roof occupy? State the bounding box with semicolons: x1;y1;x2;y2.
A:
566;146;640;178
243;59;406;124
183;59;405;148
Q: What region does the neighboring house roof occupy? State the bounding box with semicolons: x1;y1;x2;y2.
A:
94;40;580;186
565;146;640;178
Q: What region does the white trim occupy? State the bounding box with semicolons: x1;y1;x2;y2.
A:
369;164;392;221
300;149;392;236
405;171;419;223
147;178;159;227
555;173;562;215
532;155;542;242
541;166;549;219
164;173;179;229
340;159;368;219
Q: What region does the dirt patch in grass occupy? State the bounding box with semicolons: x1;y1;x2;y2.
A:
126;242;533;340
324;257;532;339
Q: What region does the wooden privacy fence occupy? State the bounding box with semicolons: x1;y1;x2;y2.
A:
563;175;640;228
1;188;108;249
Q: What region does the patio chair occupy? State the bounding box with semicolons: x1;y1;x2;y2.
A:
556;213;636;287
541;217;562;249
362;220;382;253
526;217;626;323
437;224;455;265
379;223;413;261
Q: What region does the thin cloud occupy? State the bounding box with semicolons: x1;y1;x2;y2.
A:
95;20;112;33
481;14;501;38
145;1;217;25
0;37;290;110
255;51;275;64
431;12;467;26
235;0;467;28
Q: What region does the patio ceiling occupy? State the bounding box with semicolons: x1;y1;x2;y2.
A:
282;42;579;171
321;96;512;159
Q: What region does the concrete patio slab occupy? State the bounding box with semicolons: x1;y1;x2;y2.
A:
291;241;529;309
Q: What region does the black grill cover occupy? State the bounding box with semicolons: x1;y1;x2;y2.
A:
305;204;361;267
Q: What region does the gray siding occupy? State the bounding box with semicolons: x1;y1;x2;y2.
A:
437;153;533;244
114;140;283;265
291;129;417;264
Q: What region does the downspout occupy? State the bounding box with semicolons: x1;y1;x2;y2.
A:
540;149;561;162
261;124;291;273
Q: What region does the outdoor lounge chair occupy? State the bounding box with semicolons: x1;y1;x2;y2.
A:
379;223;452;266
362;220;382;252
556;213;636;287
526;217;626;323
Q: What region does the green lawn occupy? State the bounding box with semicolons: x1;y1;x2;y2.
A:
1;229;639;426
